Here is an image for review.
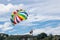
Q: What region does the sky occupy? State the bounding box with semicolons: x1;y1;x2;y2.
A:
0;0;60;35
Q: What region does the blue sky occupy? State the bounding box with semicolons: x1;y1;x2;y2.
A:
0;0;60;35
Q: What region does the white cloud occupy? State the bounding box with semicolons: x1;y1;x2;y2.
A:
0;0;60;15
0;18;9;21
26;0;60;16
0;3;24;15
0;22;13;32
33;26;60;35
0;4;13;13
26;15;60;23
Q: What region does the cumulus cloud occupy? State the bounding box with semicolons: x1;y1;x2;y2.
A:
0;3;24;14
0;22;13;32
0;4;13;13
27;15;60;22
33;25;60;35
26;0;60;16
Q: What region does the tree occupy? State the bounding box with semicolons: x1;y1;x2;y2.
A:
37;32;47;40
48;34;53;40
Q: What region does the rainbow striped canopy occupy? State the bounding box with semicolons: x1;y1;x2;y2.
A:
10;9;28;25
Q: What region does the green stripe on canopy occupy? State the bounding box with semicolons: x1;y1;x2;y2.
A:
18;13;27;19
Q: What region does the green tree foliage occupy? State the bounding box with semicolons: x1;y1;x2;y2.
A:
48;34;53;40
37;32;47;40
0;33;55;40
0;33;8;40
42;34;53;40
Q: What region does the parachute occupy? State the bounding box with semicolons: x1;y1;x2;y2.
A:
10;9;28;25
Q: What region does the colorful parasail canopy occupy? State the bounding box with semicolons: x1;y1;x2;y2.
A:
10;9;28;25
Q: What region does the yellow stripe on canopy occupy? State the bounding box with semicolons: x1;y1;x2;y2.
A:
17;14;25;20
